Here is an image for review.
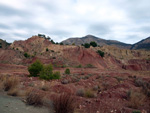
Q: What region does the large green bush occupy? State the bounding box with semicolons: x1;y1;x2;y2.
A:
28;60;60;80
90;41;97;47
39;64;53;80
39;64;60;80
84;43;90;48
28;60;43;77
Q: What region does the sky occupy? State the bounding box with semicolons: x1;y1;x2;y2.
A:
0;0;150;44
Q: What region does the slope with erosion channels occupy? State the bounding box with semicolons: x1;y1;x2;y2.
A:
0;36;150;112
0;35;149;71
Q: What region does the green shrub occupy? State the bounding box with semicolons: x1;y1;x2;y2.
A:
86;64;94;68
76;64;82;68
28;61;60;80
60;42;64;45
65;68;70;74
24;52;30;58
28;60;43;77
97;50;104;57
132;111;141;113
52;71;61;79
39;64;53;80
84;43;90;48
39;64;60;80
46;48;48;52
90;41;97;47
84;90;95;98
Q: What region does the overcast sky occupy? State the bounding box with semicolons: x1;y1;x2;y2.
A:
0;0;150;44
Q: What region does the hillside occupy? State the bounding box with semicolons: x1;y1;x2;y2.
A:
61;35;132;49
0;35;150;112
131;36;150;50
0;39;11;49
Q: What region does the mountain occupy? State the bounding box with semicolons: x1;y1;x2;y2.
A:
0;39;11;49
61;35;132;49
131;36;150;50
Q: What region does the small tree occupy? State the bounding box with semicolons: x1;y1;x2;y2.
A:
24;52;30;58
65;68;70;74
46;48;48;52
28;60;43;77
60;42;64;45
51;40;55;44
90;41;97;47
84;43;90;48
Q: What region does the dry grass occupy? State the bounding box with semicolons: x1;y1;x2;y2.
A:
26;89;44;106
84;89;95;98
40;84;49;91
76;89;84;97
3;76;19;91
52;93;75;113
7;87;19;96
127;90;146;109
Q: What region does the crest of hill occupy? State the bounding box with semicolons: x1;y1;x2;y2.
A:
131;36;150;50
0;39;11;49
61;35;132;49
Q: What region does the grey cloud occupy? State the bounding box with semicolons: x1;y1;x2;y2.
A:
0;4;30;17
87;24;111;36
0;23;10;29
49;30;72;37
139;26;150;33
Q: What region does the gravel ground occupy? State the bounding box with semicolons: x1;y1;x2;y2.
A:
0;93;51;113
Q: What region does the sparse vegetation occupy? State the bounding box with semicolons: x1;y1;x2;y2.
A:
65;68;70;74
97;50;104;57
84;90;95;98
132;111;141;113
90;41;97;47
52;93;75;113
86;64;94;68
46;48;49;52
83;43;90;48
76;89;84;97
28;61;60;80
76;64;82;68
134;78;150;97
127;90;146;109
24;52;30;58
3;76;19;91
26;89;44;106
28;60;43;77
39;64;60;80
60;42;64;45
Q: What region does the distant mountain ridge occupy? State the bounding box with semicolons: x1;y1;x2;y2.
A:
62;35;132;49
61;35;150;50
131;36;150;50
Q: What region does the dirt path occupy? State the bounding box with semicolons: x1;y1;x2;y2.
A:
0;93;51;113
